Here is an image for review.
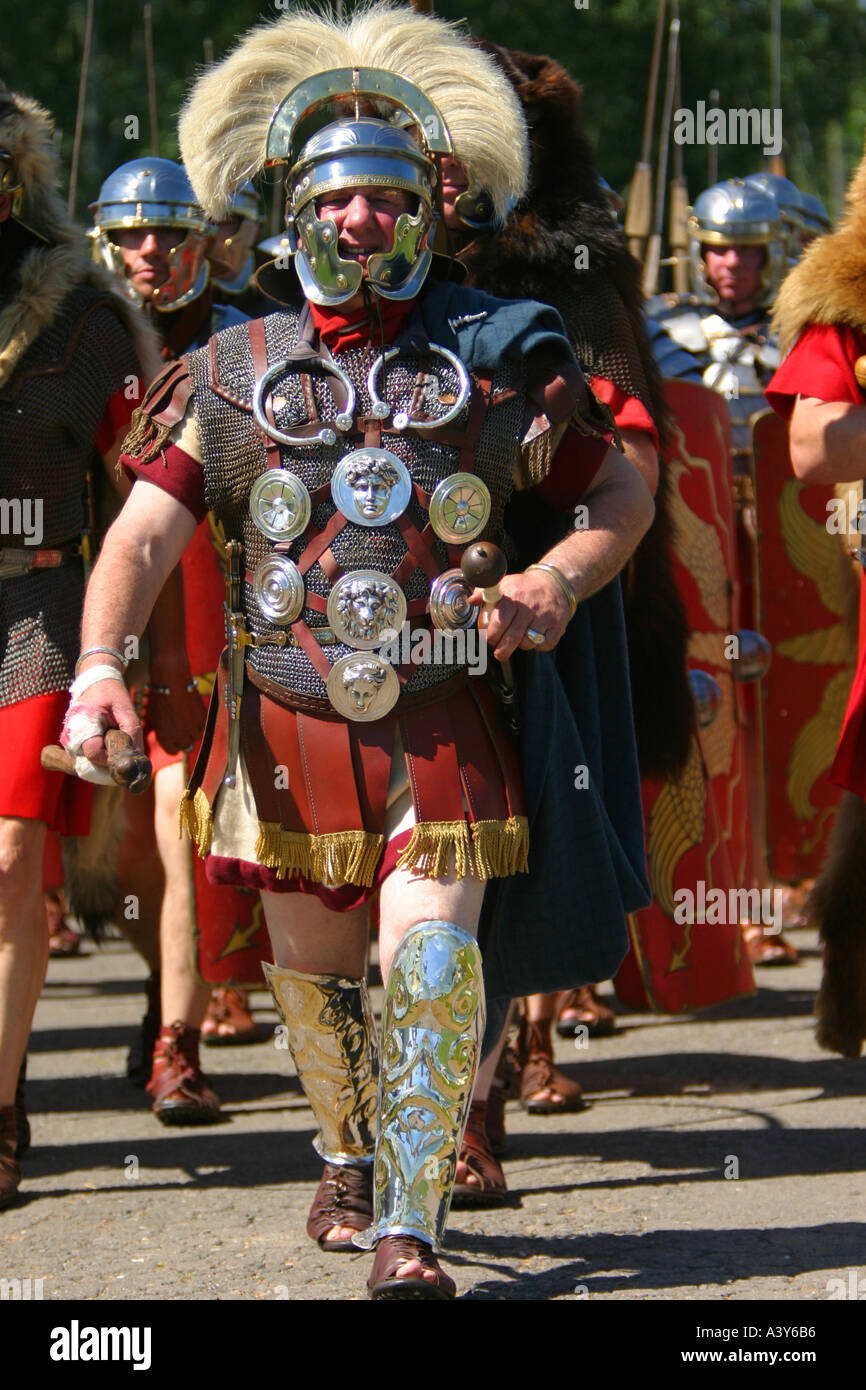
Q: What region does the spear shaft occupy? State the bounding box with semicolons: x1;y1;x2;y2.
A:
67;0;95;217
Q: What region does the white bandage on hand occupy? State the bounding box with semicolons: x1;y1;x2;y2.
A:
60;704;116;786
68;663;125;701
72;755;115;787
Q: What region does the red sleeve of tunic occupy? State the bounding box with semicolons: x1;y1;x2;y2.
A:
94;387;137;457
765;324;866;419
121;444;208;525
589;374;660;449
535;432;609;509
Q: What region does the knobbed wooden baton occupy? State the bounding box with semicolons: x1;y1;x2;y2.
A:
462;541;521;735
41;728;153;794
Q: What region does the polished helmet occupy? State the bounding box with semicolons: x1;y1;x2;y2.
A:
89;157;211;311
743;172;807;264
687;178;786;307
212;180;263;295
799;190;831;244
269;77;446;307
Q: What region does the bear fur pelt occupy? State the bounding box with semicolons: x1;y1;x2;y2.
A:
773;133;866;352
461;45;693;781
808;792;866;1057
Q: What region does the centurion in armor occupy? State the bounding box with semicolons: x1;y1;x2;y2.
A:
64;5;652;1297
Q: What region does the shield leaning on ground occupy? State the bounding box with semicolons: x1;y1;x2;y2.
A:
615;380;756;1011
190;844;273;987
751;408;858;882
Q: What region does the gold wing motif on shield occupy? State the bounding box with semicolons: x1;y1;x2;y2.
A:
786;669;855;820
647;740;706;918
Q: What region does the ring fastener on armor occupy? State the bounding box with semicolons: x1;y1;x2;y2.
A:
252;356;356;447
367;344;471;431
525;627;546;646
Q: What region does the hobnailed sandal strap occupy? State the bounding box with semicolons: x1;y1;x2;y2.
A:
307;1162;374;1244
367;1234;456;1300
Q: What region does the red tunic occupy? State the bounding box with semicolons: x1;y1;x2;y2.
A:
766;323;866;796
5;393;133;831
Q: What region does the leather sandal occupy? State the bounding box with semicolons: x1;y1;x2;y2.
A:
743;924;799;966
306;1161;374;1251
485;1082;507;1158
452;1100;507;1208
146;1022;223;1125
0;1107;21;1211
520;1020;587;1114
556;985;617;1038
201;987;258;1046
367;1235;456;1300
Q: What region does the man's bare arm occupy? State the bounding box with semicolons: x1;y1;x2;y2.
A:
75;482;198;760
789;395;866;484
619;426;660;497
484;445;655;660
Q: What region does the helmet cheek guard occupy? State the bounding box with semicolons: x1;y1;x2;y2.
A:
266;68;451;307
150;229;210;312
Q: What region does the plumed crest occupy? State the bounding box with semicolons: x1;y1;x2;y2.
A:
178;2;528;222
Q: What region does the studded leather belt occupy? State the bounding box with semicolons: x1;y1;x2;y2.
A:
0;542;82;580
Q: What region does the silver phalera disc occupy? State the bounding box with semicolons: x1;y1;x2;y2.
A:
331;447;412;528
327;652;400;721
249;471;312;542
429;473;491;544
253;555;305;626
429;569;478;631
327;570;407;650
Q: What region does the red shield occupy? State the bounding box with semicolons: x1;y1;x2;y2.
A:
751;408;857;881
192;846;273;986
616;381;755;1011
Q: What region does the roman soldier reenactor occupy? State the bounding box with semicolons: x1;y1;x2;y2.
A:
59;4;653;1297
0;83;155;1208
89;157;260;1119
767;133;866;1059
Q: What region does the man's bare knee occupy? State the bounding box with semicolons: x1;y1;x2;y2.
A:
0;817;45;903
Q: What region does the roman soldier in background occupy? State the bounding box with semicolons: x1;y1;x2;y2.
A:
647;178;807;967
211;180;270;319
766;133;866;1059
0;84;155;1208
90;158;259;1121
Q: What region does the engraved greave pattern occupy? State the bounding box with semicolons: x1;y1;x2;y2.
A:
357;920;485;1251
263;964;379;1165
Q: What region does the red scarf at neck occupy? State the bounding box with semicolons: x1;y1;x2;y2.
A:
310;297;414;352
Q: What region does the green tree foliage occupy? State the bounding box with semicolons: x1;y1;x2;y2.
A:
0;0;863;222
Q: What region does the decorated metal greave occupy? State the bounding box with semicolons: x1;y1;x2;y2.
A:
355;920;485;1251
263;964;379;1165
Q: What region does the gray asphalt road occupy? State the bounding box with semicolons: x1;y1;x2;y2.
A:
2;928;864;1302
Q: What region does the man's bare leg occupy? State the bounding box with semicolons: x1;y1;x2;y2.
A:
0;818;47;1106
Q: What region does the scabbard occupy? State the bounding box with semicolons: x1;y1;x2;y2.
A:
223;539;247;787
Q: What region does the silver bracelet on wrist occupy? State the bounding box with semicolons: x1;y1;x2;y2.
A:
75;645;129;676
527;563;578;620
